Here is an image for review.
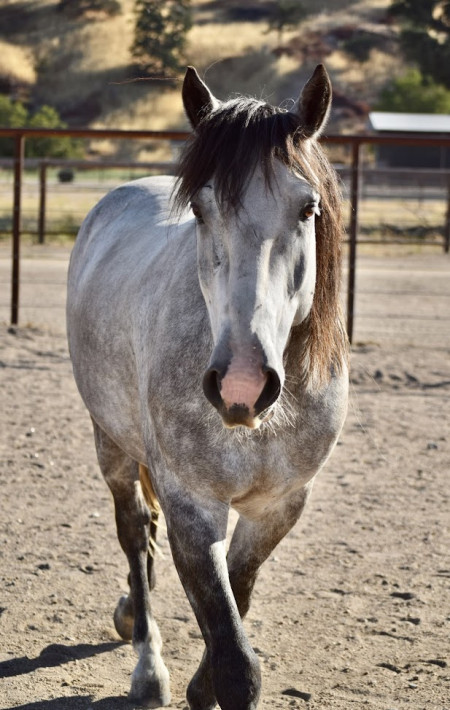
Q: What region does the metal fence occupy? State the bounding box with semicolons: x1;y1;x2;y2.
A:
0;160;448;246
0;127;449;342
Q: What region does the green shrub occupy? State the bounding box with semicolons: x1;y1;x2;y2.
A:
389;0;450;89
0;96;84;158
376;69;450;113
0;94;27;129
58;167;75;183
26;105;84;159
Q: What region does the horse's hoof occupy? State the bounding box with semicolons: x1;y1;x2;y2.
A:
129;672;171;708
187;697;217;710
187;668;217;710
128;686;171;709
129;653;171;708
113;594;134;641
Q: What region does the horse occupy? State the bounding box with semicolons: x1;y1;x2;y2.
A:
66;64;349;710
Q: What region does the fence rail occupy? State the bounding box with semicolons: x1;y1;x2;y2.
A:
1;126;450;341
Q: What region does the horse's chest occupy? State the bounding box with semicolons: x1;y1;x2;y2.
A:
232;430;328;493
189;423;337;519
227;444;309;518
150;376;347;518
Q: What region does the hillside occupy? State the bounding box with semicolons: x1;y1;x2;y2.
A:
0;0;401;158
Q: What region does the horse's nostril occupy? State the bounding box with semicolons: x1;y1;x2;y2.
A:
254;368;281;415
202;368;223;411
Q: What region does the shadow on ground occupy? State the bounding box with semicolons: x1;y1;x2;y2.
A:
2;697;132;710
0;641;125;679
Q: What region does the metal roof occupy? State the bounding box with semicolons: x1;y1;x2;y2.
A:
369;111;450;133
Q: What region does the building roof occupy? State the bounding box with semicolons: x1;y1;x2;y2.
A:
369;112;450;133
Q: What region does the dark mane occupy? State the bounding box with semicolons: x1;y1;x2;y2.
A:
175;96;348;384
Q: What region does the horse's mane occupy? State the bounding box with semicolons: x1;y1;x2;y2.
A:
174;96;348;385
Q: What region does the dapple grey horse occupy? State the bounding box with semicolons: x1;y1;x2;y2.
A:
67;64;348;710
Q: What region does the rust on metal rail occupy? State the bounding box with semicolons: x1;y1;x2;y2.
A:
0;126;449;146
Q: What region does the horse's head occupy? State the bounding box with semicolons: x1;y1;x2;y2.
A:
178;65;342;429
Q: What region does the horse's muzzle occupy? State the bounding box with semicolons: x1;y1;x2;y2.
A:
203;365;281;429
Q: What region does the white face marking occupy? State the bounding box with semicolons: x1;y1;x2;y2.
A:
193;160;319;426
194;162;318;329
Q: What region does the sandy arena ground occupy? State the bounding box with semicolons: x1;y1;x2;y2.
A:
0;248;449;709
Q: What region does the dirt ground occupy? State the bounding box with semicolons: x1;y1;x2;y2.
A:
0;251;449;710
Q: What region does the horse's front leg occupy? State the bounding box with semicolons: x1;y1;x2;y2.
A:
92;422;170;707
162;491;261;710
187;484;312;710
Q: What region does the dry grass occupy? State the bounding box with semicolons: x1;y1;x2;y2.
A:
0;172;446;248
307;0;392;28
34;15;135;110
94;88;185;131
344;242;445;257
75;18;134;74
186;22;271;69
92;88;186;161
0;40;36;85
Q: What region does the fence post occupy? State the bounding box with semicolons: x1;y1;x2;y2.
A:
11;133;24;326
445;175;450;254
38;161;47;245
346;140;360;344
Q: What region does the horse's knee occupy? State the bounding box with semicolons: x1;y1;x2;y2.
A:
113;594;134;641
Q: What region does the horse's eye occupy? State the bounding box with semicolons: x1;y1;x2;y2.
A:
301;205;316;221
191;203;204;223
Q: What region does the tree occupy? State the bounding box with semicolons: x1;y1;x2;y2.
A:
131;0;192;76
342;31;385;63
0;96;83;158
376;69;450;113
0;95;28;157
27;105;84;159
267;1;308;44
389;0;450;88
0;94;27;129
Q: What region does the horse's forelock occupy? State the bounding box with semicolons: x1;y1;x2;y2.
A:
175;97;303;212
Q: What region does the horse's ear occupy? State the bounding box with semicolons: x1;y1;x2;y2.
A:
182;66;219;129
293;64;332;139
